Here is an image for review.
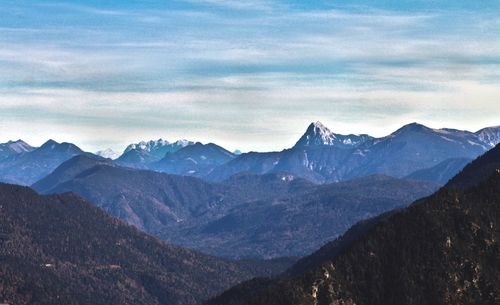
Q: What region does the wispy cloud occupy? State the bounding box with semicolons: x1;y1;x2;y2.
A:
0;0;499;151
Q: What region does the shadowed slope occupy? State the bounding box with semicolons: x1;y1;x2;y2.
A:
0;183;291;305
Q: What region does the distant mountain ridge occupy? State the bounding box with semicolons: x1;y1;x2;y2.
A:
0;140;34;159
208;122;500;183
34;155;438;259
1;122;498;184
116;138;195;167
0;139;88;185
124;138;195;157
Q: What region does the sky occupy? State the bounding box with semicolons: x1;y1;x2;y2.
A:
1;0;500;153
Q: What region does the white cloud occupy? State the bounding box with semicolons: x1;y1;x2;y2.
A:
0;1;499;151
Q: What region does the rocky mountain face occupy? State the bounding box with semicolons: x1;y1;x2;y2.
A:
33;156;437;259
0;140;34;160
0;183;292;305
208;122;499;184
206;145;500;305
294;121;373;148
116;139;194;168
0;140;87;185
475;126;500;147
123;139;195;158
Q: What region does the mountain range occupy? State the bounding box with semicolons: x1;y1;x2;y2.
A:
0;121;497;259
206;143;500;305
0;183;293;305
208;122;499;183
115;139;195;168
0;140;88;185
33;155;438;258
1;122;499;186
0;125;498;304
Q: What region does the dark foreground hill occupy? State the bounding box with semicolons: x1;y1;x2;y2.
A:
206;146;500;305
0;184;291;305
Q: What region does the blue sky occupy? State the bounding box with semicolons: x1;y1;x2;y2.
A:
1;0;499;152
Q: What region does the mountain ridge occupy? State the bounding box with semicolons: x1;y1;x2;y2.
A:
209;122;499;183
206;144;500;305
0;183;292;305
34;155;438;259
0;139;88;185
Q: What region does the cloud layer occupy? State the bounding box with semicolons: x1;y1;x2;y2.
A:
1;0;499;152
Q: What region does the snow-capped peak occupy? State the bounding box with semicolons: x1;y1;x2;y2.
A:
299;121;337;146
294;121;373;148
96;148;121;160
124;139;171;153
173;139;194;147
123;138;196;159
476;125;500;147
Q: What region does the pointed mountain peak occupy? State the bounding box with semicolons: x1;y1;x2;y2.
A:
296;121;337;147
310;120;326;128
41;139;59;148
295;121;373;148
307;121;332;133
